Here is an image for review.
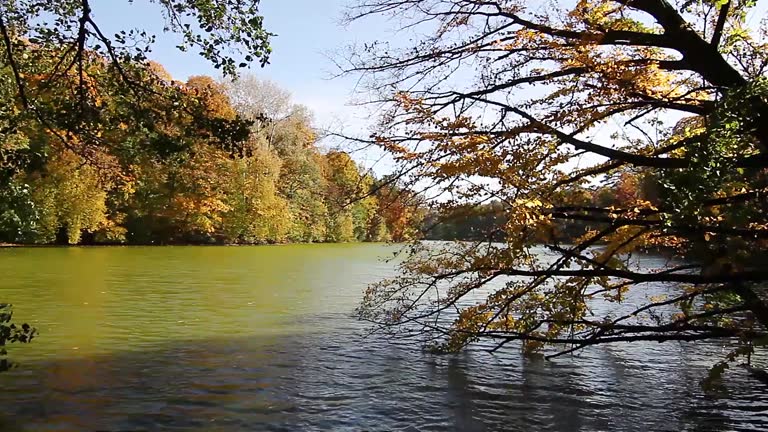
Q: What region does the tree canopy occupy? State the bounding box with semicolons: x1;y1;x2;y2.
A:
344;0;768;383
0;66;419;245
0;0;274;186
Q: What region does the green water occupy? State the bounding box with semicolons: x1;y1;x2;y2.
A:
1;244;767;431
1;244;395;359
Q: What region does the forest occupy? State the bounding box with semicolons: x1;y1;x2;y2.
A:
0;57;420;245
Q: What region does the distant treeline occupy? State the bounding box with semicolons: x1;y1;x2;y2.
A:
423;171;659;243
0;55;421;245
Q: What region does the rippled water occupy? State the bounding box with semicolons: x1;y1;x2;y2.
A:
0;244;766;431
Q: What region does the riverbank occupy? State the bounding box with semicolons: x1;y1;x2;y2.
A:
0;241;395;248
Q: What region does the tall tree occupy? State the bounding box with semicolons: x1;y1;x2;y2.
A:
344;0;768;379
222;75;333;242
323;150;377;242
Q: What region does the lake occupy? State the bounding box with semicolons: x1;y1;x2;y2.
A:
0;244;766;431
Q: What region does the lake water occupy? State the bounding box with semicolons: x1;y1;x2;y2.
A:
0;244;766;431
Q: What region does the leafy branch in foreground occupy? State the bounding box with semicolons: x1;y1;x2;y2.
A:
343;0;768;383
0;304;35;373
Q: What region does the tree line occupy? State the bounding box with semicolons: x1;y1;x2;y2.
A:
0;59;420;245
424;170;660;243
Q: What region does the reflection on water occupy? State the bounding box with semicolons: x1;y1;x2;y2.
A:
0;245;766;431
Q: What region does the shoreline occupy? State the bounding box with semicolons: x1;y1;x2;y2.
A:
0;241;395;248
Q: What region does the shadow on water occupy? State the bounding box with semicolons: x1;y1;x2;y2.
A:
1;330;767;432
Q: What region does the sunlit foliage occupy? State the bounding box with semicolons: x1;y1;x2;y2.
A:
0;55;418;245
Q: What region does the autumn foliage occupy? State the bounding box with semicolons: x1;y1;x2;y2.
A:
0;50;418;245
343;0;768;381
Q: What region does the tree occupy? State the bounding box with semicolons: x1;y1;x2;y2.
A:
221;75;333;242
0;181;37;243
218;145;291;243
280;151;330;242
375;180;423;242
324;150;377;242
344;0;768;381
224;75;293;123
0;0;272;174
28;146;112;244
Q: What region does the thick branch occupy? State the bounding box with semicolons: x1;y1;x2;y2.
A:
711;0;731;48
0;14;29;109
511;108;690;168
617;0;746;87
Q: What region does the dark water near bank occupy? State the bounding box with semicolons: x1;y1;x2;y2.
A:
0;244;766;431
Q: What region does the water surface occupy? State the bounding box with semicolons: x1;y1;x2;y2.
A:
0;244;766;431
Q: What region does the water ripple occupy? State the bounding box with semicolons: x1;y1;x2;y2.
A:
0;245;766;431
